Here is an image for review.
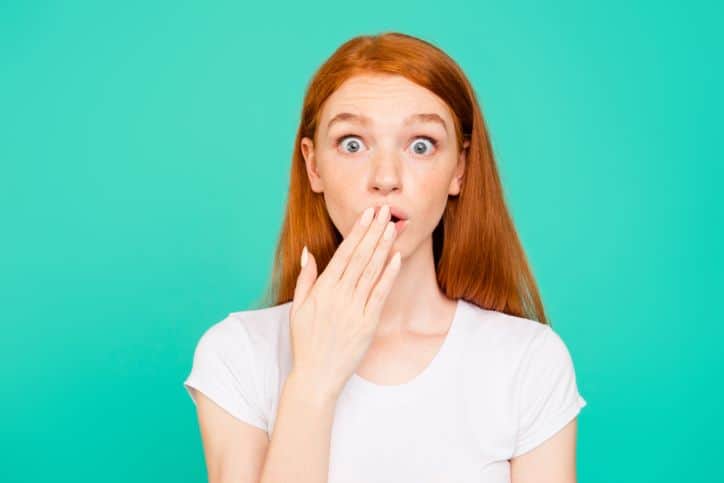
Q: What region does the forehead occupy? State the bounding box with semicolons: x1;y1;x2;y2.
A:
319;74;454;128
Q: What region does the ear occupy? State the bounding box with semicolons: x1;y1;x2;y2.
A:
300;136;324;193
448;139;470;196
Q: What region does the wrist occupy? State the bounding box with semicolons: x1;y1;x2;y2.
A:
284;370;340;407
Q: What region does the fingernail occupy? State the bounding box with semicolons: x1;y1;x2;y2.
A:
300;245;308;268
380;204;390;220
383;221;395;240
391;251;401;269
360;207;374;226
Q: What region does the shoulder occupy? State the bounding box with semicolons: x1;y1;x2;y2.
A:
461;302;583;404
455;301;586;454
184;302;293;431
228;301;292;344
458;299;550;358
192;301;292;362
457;299;581;386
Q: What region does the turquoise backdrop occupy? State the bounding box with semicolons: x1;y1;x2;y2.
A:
2;1;721;481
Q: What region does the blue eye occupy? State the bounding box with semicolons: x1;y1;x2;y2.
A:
410;136;438;155
337;135;365;153
334;134;439;156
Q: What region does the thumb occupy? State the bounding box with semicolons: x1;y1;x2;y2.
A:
291;245;317;318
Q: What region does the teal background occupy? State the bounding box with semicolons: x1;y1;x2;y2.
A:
2;1;721;481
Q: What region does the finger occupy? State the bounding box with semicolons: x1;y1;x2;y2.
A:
339;204;391;292
315;205;376;288
352;219;396;306
291;245;317;320
364;250;402;320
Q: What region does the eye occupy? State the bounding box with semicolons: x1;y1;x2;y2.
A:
335;134;439;156
409;136;438;156
337;135;366;154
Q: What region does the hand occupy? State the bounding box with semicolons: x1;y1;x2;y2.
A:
288;204;401;401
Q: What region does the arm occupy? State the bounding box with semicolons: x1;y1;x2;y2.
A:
193;388;269;483
259;371;338;483
510;417;579;483
509;326;585;482
193;371;337;483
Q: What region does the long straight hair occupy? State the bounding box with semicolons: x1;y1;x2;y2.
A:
252;32;550;326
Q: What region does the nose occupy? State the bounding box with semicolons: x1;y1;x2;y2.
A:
368;150;402;194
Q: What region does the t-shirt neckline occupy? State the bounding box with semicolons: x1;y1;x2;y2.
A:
343;298;467;405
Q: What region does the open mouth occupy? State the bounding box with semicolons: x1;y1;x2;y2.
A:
390;215;408;235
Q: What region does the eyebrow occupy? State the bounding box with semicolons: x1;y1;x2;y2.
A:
326;112;449;135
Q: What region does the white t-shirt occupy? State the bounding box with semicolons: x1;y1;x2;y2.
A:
183;298;587;482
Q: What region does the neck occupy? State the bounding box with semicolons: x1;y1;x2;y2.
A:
373;236;455;337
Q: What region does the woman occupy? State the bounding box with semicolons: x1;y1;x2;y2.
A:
184;31;587;483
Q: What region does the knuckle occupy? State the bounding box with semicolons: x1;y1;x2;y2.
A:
330;249;347;268
360;320;375;337
314;272;329;289
350;249;367;267
358;266;376;285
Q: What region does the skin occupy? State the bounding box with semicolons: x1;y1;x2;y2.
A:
300;73;467;347
190;73;578;483
300;73;579;481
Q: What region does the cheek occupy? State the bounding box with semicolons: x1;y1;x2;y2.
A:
411;173;453;227
413;168;453;201
318;181;358;238
319;151;366;183
322;199;351;239
318;157;368;229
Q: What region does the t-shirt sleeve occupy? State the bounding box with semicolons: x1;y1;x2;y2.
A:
183;317;268;432
511;325;587;458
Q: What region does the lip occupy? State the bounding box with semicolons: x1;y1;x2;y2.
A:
393;218;408;236
372;204;409;221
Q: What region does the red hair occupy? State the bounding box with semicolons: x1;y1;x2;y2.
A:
253;32;549;325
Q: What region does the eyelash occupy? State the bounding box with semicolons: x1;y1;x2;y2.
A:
335;134;439;154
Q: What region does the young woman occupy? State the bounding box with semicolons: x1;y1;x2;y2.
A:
184;32;587;483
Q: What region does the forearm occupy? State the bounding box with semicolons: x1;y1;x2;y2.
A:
259;371;338;483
